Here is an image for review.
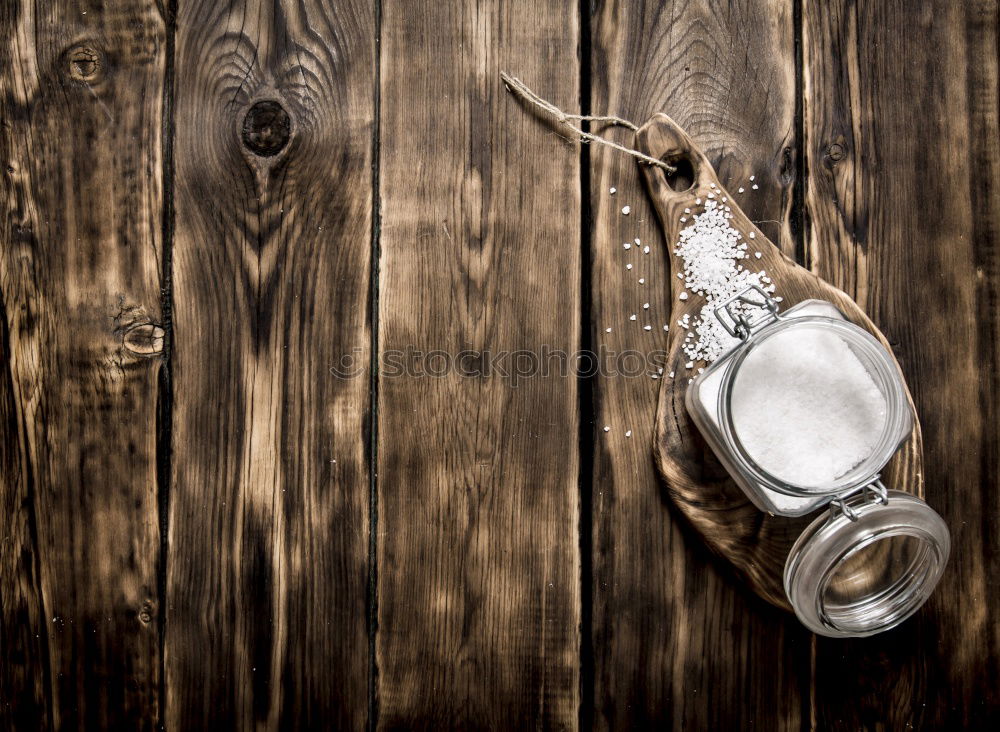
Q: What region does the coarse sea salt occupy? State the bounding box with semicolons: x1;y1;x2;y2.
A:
730;328;888;487
672;198;775;363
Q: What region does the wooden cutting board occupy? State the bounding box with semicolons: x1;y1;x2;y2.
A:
634;114;924;610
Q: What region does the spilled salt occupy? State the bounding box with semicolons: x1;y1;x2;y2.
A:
730;328;888;487
672;199;775;362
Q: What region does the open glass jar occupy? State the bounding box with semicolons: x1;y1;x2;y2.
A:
687;286;949;637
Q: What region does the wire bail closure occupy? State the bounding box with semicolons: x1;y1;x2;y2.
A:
714;284;780;339
827;478;890;522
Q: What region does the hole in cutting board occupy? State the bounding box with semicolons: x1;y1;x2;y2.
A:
663;155;695;192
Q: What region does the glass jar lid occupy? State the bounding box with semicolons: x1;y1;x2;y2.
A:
720;315;913;498
783;488;950;637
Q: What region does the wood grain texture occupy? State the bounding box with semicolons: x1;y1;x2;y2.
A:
375;1;581;727
637;114;923;608
2;1;999;728
0;1;166;728
166;1;375;728
804;0;1000;728
588;1;809;729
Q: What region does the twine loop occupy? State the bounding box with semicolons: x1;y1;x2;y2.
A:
500;72;677;174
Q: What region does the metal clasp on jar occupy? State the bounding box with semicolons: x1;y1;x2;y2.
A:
714;284;780;339
827;478;890;522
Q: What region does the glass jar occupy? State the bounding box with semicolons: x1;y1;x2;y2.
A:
686;286;950;637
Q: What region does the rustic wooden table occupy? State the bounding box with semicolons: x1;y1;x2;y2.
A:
2;0;998;729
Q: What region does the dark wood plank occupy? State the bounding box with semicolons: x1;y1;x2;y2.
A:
375;1;581;726
0;1;166;728
588;1;809;728
804;0;1000;727
166;1;375;728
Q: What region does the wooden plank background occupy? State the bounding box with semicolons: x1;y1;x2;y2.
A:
1;0;997;729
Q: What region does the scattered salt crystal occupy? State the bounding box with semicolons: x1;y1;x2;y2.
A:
677;273;684;279
684;208;691;214
643;303;650;309
707;192;715;199
749;232;755;239
663;325;669;331
643;246;650;254
603;425;610;432
668;371;675;378
643;325;652;331
606;327;612;332
749;175;755;181
679;292;689;300
695;198;702;204
738;187;745;193
635;238;641;245
755;252;762;259
639;278;645;284
651;374;659;379
625;430;632;438
751;184;759;190
671;199;779;363
629;314;637;321
624;243;631;250
658;367;664;374
730;328;888;486
626;264;633;270
622;205;631;215
680;217;687;223
610;187;617;194
685;361;694;369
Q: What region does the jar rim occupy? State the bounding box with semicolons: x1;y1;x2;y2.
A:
718;315;912;497
783;490;950;638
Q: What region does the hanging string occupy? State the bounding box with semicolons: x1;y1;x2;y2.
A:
500;72;677;174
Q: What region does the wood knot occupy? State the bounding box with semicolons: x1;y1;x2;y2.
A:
241;100;291;157
827;142;846;162
122;323;165;356
65;44;104;83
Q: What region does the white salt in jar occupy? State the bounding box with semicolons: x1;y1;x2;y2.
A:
687;285;949;637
